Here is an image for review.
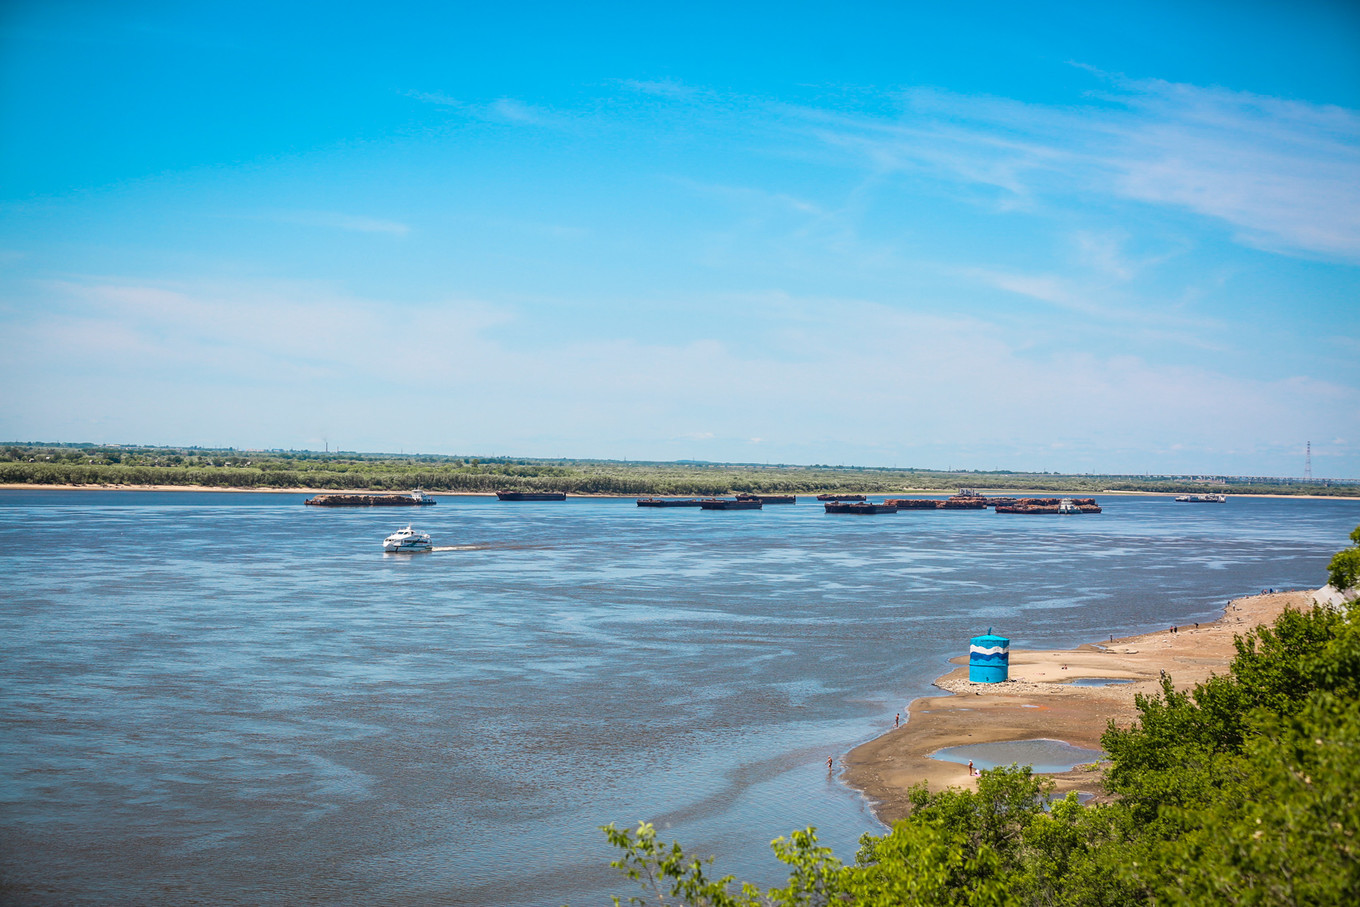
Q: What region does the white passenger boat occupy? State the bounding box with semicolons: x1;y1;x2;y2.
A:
383;525;432;553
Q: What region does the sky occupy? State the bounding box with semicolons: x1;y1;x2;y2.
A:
2;1;1358;478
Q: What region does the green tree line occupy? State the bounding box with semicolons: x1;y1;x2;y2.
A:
600;527;1360;905
2;443;1356;497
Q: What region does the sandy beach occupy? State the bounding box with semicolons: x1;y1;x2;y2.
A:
842;588;1321;825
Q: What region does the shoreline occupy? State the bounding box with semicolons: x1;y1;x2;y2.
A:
1;484;1355;501
841;588;1321;825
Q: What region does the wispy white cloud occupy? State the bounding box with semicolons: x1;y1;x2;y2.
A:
619;78;702;99
3;278;1354;473
20;276;503;383
1104;78;1360;260
1070;230;1135;281
405;90;570;127
404;89;461;108
785;74;1360;263
964;267;1223;345
485;97;557;126
271;210;411;236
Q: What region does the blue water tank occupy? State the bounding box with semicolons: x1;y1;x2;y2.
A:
969;628;1010;683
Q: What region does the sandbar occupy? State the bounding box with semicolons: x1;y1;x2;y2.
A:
842;589;1320;825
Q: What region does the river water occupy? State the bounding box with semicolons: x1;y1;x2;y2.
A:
1;490;1355;905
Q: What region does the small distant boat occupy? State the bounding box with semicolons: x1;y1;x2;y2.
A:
824;501;898;514
699;498;763;510
383;525;432;553
636;498;703;507
496;491;567;501
1175;493;1227;503
736;493;796;504
816;494;866;502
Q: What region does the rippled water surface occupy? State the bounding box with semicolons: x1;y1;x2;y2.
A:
1;490;1356;904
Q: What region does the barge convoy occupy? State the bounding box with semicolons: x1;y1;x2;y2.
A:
634;488;1105;515
496;491;567;501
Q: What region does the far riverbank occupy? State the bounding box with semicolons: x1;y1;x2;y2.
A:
2;484;1356;501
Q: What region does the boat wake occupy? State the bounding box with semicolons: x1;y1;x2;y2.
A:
429;543;549;553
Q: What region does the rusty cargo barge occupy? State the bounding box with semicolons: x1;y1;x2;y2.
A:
824;501;899;514
995;497;1102;514
305;490;436;507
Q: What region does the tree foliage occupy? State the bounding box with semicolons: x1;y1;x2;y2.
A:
1327;524;1360;593
599;596;1360;906
3;443;1357;497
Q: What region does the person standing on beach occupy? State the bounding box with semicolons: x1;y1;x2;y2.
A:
968;760;975;776
894;713;900;728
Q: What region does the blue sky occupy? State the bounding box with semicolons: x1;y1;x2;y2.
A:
2;1;1358;477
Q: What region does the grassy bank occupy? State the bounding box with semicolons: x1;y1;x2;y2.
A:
3;443;1356;497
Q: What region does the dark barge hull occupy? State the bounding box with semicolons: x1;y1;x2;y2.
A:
496;491;567;501
636;498;703;507
816;494;866;502
824;502;899;514
699;499;763;510
736;494;796;504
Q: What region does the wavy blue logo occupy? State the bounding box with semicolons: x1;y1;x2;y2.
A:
969;644;1009;663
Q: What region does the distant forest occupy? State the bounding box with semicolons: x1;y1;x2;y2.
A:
1;443;1355;497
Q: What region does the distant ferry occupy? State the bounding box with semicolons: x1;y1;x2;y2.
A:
496;491;567;501
383;525;432;553
1175;493;1227;503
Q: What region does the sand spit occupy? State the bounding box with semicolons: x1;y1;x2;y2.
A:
842;589;1320;825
